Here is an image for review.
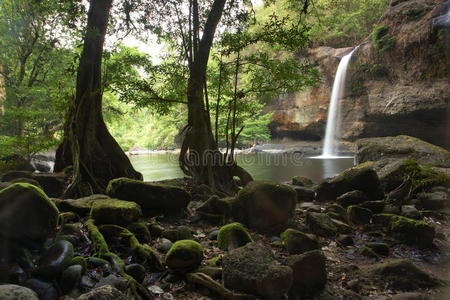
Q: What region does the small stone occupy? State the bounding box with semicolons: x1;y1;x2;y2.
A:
217;222;252;251
60;264;83;293
165;240;203;271
347;205;372;224
0;284;39;300
280;228;319;255
207;229;219;240
80;275;96;288
300;202;321;212
125;263;146;283
337;234;354;246
158;238;173;253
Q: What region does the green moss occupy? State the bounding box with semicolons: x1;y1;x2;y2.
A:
59;212;77;225
165;240;204;270
207;256;222;267
69;256;87;273
359;245;378;258
403;7;425;20
162;226;193;242
217;222;252;250
372;24;396;52
280;228;319;254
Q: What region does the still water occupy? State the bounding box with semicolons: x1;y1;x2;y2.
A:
129;153;355;183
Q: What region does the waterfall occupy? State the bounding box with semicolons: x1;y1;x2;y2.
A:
320;47;359;158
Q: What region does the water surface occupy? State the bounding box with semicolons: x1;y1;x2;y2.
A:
129;153;355;183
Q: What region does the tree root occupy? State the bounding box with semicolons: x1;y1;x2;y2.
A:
85;219;152;299
186;272;255;300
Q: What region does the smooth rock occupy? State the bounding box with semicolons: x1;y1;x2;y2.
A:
95;274;128;292
77;285;128;300
0;284;39;300
25;278;58;300
158;238;173;253
125;263;146;283
401;205;421;219
348;205;373;224
36;240;74;277
294;186;316;202
337;190;369;207
60;264;83;293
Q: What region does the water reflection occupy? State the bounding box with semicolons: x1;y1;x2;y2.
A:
129;153;355;183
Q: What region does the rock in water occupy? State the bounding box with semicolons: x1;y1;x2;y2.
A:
315;164;383;202
165;240;203;271
0;284;39;300
77;285;128;300
286;250;327;297
231;181;296;234
106;177;191;216
217;222;252;251
280;228;319;255
223;243;293;299
0;183;59;248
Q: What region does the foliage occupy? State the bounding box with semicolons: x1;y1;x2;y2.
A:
403;7;425;20
372;24;396;52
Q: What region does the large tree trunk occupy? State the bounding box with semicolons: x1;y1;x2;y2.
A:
55;0;142;197
179;0;252;195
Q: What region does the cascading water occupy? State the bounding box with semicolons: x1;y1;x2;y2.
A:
319;46;359;158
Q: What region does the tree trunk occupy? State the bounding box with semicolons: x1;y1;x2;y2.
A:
179;0;252;195
0;65;5;115
55;0;142;197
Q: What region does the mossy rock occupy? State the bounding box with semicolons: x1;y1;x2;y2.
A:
196;195;232;223
372;214;435;248
293;186;316;202
217;222;252;251
0;183;59;248
107;177;191;216
223;242;293;299
162;225;193;242
306;212;338;237
286;249;327;297
347;205;373;224
90;198;142;225
36;240;74;277
280;228;319;255
127;222;151;243
362;259;439;291
165;240;203;271
206;256;222;267
315;164;383;202
336;190;369;208
57;194;110;216
330;218;352;234
325;204;348;222
69;256;87;273
9;177;42;188
232;180;296;234
292;176;314;187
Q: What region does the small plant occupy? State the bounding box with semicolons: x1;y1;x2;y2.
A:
372;25;396;52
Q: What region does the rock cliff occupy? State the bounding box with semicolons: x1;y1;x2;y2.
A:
267;0;450;149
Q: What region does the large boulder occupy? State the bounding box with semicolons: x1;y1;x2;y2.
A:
372;214;435;248
223;242;293;299
231;181;296;234
0;183;59;248
355;136;450;168
286;249;327;297
106;178;191;216
315;164;383;202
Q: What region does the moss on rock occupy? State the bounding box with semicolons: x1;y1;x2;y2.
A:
280;228;319;255
162;225;193;242
165;240;204;271
90;198;142;225
217;222;252;251
306;212;338;237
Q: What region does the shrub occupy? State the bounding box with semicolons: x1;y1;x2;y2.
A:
372;25;396;52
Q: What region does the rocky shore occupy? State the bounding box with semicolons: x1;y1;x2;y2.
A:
0;135;449;299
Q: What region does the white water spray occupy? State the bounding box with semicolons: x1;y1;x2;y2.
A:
319;47;359;158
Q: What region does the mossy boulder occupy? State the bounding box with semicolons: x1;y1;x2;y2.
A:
57;194;110;216
286;249;327;297
0;183;59;248
217;222;252;251
162;225;193;242
165;240;203;271
315;164;383;202
292;176;314;187
306;212;338;237
223;242;293;299
107;178;191;216
362;259;439;291
90;198;142;225
325;204;347;222
280;228;319;255
196;195;232;223
336;190;369;207
347;205;373;224
293;186;316;202
232;180;296;234
372;214;435;248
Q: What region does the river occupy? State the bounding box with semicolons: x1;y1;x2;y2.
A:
129;153;354;183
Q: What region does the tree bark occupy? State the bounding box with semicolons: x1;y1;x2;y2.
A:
55;0;142;197
0;65;5;115
179;0;253;194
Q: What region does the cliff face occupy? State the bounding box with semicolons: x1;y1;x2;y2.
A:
267;0;450;149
